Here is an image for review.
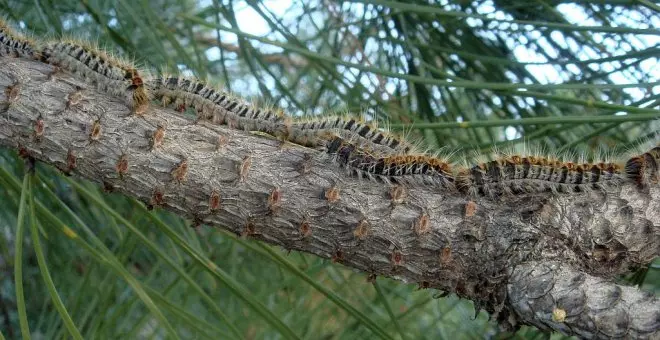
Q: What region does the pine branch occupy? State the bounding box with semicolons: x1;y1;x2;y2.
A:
1;57;658;339
509;261;659;339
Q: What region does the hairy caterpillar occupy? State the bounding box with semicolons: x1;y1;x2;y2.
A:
322;134;454;187
147;76;291;138
625;145;659;188
40;40;148;114
456;153;625;197
289;116;414;154
0;18;39;59
148;76;414;153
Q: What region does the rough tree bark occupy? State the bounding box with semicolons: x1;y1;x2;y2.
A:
1;58;658;339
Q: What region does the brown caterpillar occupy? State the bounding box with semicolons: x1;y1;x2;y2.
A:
148;76;415;153
146;76;291;138
289;116;415;154
0;19;39;59
40;39;148;114
456;154;625;197
323;134;453;187
625;145;659;188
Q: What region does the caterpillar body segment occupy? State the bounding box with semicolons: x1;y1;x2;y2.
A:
290;116;415;155
288;126;406;155
625;145;660;188
147;76;291;138
40;39;148;113
456;154;626;197
322;134;454;188
0;19;39;59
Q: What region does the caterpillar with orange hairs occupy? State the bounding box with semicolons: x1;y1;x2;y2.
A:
625;145;659;188
319;130;636;198
40;40;148;114
455;153;626;197
322;134;454;188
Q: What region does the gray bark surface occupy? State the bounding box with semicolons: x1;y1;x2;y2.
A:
1;57;658;339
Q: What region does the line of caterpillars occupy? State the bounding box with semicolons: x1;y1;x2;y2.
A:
2;19;658;197
323;134;659;195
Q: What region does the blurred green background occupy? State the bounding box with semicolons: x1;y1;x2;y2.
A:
0;0;658;339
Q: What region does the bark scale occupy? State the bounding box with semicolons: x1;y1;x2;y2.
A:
1;57;658;338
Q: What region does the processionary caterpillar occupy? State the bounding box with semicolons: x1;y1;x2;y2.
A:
322;134;633;197
149;76;417;153
322;134;454;188
289;117;414;154
147;76;291;138
41;40;148;114
456;154;625;197
625;145;659;188
0;19;39;59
